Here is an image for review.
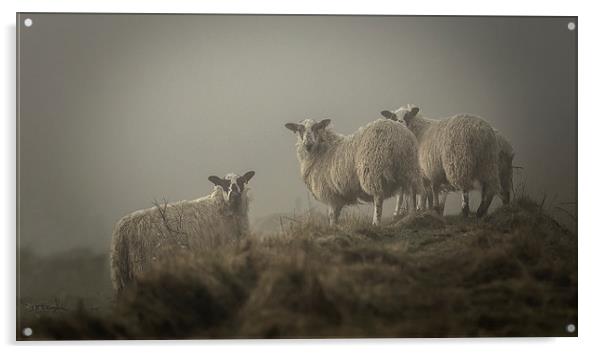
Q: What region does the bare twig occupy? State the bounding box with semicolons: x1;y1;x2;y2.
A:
279;216;285;235
539;193;547;212
554;206;577;222
281;216;301;223
153;198;187;236
306;191;313;217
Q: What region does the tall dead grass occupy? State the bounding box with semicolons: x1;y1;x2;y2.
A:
20;197;577;339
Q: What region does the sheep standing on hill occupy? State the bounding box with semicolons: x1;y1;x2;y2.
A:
381;105;500;218
110;171;255;295
285;118;423;226
428;130;515;212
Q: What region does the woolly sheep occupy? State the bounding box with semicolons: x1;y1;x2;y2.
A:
429;130;515;212
381;105;500;218
110;171;255;295
284;118;423;225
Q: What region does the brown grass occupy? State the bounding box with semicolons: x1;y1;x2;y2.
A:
18;197;577;339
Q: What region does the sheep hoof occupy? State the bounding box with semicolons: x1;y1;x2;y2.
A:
462;206;470;217
393;210;406;218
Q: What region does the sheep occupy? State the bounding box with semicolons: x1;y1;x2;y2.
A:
284;118;423;226
381;105;500;218
110;171;255;295
426;130;515;212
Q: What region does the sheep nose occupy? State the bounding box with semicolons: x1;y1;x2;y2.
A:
305;143;314;151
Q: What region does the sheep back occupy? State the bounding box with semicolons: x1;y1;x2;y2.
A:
353;119;423;198
420;114;500;193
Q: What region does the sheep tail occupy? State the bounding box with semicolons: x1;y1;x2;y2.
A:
110;222;130;297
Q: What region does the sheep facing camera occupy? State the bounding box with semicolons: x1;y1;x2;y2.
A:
16;13;577;340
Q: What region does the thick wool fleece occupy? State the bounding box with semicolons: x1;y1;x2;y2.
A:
110;186;250;294
296;118;423;222
406;113;500;195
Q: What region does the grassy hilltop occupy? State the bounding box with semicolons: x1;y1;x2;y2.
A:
18;196;577;339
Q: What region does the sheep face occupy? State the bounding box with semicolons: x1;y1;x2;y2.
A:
381;104;420;130
208;171;255;209
285;119;331;154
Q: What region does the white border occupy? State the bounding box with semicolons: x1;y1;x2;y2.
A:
2;1;598;353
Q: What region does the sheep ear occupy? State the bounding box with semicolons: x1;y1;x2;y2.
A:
380;110;397;120
208;176;228;188
241;170;255;184
285;123;302;133
314;119;331;130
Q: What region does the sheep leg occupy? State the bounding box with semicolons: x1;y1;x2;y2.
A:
439;190;448;215
461;190;470;217
418;194;426;210
424;187;433;210
328;204;342;226
372;195;384;225
431;185;442;215
394;187;405;217
408;187;417;214
476;184;494;218
501;190;511;205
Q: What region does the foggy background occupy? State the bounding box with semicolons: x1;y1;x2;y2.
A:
18;14;577;255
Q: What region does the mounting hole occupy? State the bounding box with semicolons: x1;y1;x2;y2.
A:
24;18;33;27
566;323;576;333
22;327;33;337
567;22;576;31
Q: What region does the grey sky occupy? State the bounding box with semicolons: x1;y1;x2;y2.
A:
18;14;577;254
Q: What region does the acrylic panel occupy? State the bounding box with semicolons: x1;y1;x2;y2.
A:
16;13;577;340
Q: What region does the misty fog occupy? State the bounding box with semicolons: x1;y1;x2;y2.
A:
18;14;576;254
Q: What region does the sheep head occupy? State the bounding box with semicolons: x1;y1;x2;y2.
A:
381;104;420;125
208;171;255;210
285;119;331;155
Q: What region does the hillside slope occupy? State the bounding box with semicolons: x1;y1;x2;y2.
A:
20;197;577;339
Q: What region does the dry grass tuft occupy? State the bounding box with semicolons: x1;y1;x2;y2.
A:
20;197;577;339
